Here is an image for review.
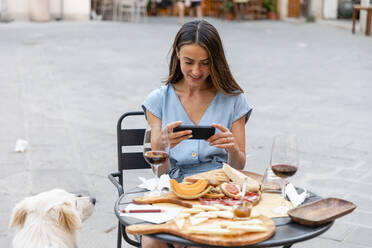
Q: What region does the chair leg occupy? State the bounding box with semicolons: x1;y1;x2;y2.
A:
121;224;142;247
117;222;122;248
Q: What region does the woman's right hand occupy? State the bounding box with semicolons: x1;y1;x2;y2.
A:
166;121;192;149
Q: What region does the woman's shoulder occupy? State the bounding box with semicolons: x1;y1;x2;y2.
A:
142;85;171;119
215;92;252;123
218;91;247;103
149;84;170;96
144;84;170;101
218;92;251;114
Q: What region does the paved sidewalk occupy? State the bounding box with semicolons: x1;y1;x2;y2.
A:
1;17;371;247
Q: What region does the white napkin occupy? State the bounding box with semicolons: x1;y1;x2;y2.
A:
285;183;307;207
120;203;182;224
14;139;28;152
138;174;171;192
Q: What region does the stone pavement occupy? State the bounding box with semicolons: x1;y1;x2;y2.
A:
1;17;371;247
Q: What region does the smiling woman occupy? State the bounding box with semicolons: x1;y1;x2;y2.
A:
166;20;244;95
142;19;252;181
178;44;210;84
140;19;253;248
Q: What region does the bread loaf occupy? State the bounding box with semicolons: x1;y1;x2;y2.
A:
222;163;260;192
183;169;230;186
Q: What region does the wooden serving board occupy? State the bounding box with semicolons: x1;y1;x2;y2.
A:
133;192;194;208
133;190;262;207
127;215;275;247
133;191;261;208
133;170;263;208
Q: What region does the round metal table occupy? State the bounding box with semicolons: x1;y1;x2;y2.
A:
115;188;333;248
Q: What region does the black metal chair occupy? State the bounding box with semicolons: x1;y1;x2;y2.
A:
108;111;150;248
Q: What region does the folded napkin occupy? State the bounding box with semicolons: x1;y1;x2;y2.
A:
120;203;182;224
285;183;307;207
138;174;171;192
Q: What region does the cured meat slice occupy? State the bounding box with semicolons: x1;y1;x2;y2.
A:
199;192;261;206
220;182;241;199
199;198;224;205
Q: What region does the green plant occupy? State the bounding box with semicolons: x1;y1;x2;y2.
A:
263;0;277;13
306;15;316;22
223;0;234;13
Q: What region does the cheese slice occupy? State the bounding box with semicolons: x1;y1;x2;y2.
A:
217;220;237;228
175;212;190;219
236;219;263;225
213;204;233;211
187;226;234;235
174;218;185;229
215;211;234;219
250;211;260;218
189;216;208;226
193;204;220;211
182;208;204;214
193;211;218;219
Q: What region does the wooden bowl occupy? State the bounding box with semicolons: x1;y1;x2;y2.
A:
288;197;357;227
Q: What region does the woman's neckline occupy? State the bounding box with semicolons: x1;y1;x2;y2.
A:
169;84;218;126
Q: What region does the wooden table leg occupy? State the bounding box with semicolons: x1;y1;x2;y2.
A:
366;10;371;36
352;8;357;34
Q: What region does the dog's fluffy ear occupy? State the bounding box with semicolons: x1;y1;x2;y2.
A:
9;199;28;228
57;203;82;233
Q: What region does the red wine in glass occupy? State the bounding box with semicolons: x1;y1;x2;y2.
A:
270;135;299;202
271;164;298;178
144;151;169;165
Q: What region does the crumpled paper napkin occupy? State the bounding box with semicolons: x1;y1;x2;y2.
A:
14;139;28;153
285;183;307;207
138;174;171;192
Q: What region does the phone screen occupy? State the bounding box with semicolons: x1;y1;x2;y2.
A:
173;125;215;139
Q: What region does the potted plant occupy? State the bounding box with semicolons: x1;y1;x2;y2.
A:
263;0;278;20
223;0;235;21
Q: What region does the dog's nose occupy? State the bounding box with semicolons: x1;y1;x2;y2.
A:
90;197;96;205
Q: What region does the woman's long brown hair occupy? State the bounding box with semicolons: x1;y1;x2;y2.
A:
166;20;243;96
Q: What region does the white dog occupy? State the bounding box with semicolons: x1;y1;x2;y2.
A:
10;189;96;248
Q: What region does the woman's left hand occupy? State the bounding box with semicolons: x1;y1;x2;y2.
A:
207;123;238;153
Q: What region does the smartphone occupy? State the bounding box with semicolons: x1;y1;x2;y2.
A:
173;125;215;140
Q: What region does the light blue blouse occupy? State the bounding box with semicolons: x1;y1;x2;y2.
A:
142;84;252;182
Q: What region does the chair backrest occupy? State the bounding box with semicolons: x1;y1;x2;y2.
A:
117;111;150;177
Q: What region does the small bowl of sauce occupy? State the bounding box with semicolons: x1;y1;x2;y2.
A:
233;201;252;218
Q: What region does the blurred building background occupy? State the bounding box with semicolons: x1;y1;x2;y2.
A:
2;0;371;22
4;0;90;20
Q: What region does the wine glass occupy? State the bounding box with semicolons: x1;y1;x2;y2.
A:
143;124;170;195
270;135;299;213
